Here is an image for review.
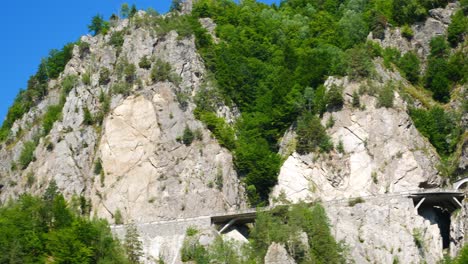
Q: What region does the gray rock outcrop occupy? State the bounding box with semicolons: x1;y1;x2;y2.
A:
371;2;459;58
0;4;466;264
326;197;444;264
272;76;441;204
264;243;296;264
0;15;245;224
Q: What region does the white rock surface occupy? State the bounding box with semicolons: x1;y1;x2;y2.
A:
371;3;459;58
264;243;296;264
326;197;444;264
272;78;440;204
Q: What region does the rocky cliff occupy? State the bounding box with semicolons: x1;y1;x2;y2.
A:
0;15;245;224
0;1;466;264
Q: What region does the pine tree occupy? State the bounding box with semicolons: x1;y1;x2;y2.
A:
43;179;59;202
170;0;183;12
121;3;130;18
129;4;137;18
125;222;143;264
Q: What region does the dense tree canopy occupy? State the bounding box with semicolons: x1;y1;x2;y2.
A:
1;0;464;206
189;0;462;204
0;185;129;264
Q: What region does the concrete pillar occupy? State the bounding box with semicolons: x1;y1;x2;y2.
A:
415;197;426;211
219;218;238;234
452;197;463;208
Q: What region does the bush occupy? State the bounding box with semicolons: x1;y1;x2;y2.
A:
180;227;209;263
99;68;111;85
88;14;110;36
410;107;461;157
151;59;172;82
398;51;420;84
109;30;125;53
195;110;235;150
412;228;424;249
26;172;35;188
42;105;62;135
99;90;111;114
78;41;90;58
429;36;449;58
186;227;198;237
425;57;450;102
94;158;103;175
326;85;344;110
352;90;360;108
123;63;136;83
181;125;194;146
383;47;402;69
401;24;414;40
112;82;131;96
296;112;333;154
83;107;94;125
138;56;152;69
348;197;365;206
377;83;394;108
60;75;78;105
114;209;123;224
19;141;37;170
337;140;345;154
82;72;91;85
346;45;374;80
181;239;208;263
447;10;468;47
448;50;468;84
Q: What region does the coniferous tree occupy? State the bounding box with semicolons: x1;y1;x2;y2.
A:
88;15;109;36
170;0;183;12
121;3;130;18
125;222;143;264
129;4;138;18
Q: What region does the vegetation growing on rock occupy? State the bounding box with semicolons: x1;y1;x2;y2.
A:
180;203;346;264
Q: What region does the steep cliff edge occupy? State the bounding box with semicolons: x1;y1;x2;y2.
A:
0;14;245;224
0;1;466;263
270;2;467;262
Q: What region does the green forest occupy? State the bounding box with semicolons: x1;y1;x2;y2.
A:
0;0;467;262
179;203;347;264
0;0;466;206
0;181;145;264
189;0;467;204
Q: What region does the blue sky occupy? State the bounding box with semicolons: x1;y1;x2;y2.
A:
0;0;279;123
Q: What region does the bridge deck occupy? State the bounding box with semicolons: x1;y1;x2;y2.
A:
211;208;261;225
409;191;464;211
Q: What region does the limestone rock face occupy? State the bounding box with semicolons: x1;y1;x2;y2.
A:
371;3;459;57
326;198;444;264
0;15;245;224
264;243;296;264
0;5;466;264
271;71;447;263
272;76;440;204
94;87;242;222
451;196;468;257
